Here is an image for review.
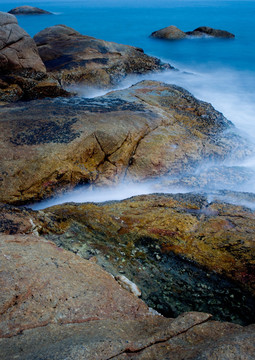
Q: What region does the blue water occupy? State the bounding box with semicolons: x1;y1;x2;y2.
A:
1;0;255;205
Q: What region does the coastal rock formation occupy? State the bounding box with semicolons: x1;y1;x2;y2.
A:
8;6;52;15
0;11;68;102
151;25;187;40
0;210;254;359
0;69;71;102
0;233;150;338
186;26;235;38
33;25;173;87
0;80;251;204
1;191;255;325
0;12;46;73
2;311;255;359
151;25;235;39
155;165;255;193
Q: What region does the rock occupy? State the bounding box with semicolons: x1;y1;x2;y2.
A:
8;6;52;15
115;275;142;297
186;26;235;38
154;165;255;193
36;193;255;325
0;11;46;73
1;192;255;325
0;80;252;204
0;70;71;102
33;25;173;87
151;25;187;39
2;313;255;360
151;25;235;39
0;230;253;359
0;233;151;338
0;202;254;359
0;11;67;102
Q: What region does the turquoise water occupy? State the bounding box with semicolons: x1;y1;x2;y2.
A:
1;0;255;204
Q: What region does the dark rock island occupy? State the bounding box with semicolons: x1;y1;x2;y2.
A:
8;5;52;15
151;25;235;40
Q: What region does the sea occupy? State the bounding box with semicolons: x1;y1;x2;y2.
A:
1;0;255;208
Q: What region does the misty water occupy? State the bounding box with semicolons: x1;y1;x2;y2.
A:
2;0;255;208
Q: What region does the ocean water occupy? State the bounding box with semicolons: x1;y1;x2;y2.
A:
2;0;255;206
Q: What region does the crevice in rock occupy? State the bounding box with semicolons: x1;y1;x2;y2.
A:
107;316;211;359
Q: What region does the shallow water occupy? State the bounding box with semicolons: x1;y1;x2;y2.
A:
2;0;255;205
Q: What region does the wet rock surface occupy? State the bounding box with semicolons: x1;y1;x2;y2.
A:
0;69;71;102
0;80;252;204
33;25;173;87
8;6;52;15
1;192;254;325
154;165;255;193
151;25;235;39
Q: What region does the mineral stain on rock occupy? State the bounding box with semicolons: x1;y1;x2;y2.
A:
10;118;80;145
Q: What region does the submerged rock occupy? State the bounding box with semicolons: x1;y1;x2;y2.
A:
8;6;52;15
33;24;173;87
151;25;235;39
0;80;252;204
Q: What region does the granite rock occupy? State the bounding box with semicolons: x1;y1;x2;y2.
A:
34;25;173;87
151;25;235;40
0;11;46;73
0;80;251;204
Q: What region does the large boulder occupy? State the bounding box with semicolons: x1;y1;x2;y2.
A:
0;11;46;73
151;25;235;39
8;5;52;15
33;25;173;87
0;11;68;102
0;80;252;204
